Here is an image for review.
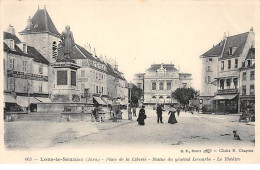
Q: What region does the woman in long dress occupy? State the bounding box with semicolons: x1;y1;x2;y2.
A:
168;106;178;124
137;106;146;126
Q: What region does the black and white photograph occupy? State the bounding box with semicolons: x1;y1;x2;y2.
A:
0;0;259;164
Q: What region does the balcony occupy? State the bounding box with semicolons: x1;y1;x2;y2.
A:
217;88;238;94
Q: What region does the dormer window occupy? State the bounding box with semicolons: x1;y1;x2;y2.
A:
9;40;14;49
229;47;237;55
23;44;27;53
228;47;232;55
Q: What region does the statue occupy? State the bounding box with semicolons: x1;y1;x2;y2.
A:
60;25;75;59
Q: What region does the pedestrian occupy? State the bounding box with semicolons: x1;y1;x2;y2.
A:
177;107;180;116
92;106;98;122
156;104;164;123
132;106;137;117
137;106;147;126
128;104;132;120
168;105;178;124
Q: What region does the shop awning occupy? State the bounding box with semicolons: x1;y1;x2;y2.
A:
16;96;42;107
93;96;106;105
35;97;52;103
4;94;16;103
213;94;237;100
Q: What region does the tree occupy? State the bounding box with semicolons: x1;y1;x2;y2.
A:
171;87;197;106
130;84;143;105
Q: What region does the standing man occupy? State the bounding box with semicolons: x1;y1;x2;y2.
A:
132;106;137;117
156;104;164;123
60;25;75;59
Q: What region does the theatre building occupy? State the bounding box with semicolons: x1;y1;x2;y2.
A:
136;63;192;106
3;27;50;113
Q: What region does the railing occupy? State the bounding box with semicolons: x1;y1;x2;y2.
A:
217;88;238;94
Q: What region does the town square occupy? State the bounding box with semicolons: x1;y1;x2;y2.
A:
1;1;256;150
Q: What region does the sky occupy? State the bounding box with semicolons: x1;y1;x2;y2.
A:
1;0;258;90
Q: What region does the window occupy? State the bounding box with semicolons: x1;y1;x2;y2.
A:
233;78;238;89
220;79;224;89
183;83;187;88
96;72;98;79
96;86;98;93
81;83;85;93
226;79;231;89
250;71;255;80
81;70;85;77
235;59;238;68
39;65;43;74
208;76;211;84
167;82;171;90
102;87;104;94
229;47;232;55
8;77;15;91
159;82;164;90
250;85;254;95
52;41;57;58
9;58;15;69
209;58;212;62
152;82;156;90
102;74;103;81
242;72;247;81
205;76;207;83
99;73;101;80
242;85;246;96
206;66;211;72
228;60;231;69
23;44;27;53
221;61;224;70
39;82;43;93
10;40;14;49
23;61;27;72
247;60;251;67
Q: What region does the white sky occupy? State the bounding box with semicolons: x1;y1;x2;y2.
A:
1;0;258;90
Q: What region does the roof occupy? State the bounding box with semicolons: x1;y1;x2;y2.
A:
146;64;178;73
72;44;96;60
201;32;249;58
201;40;225;57
246;48;255;60
222;32;249;58
3;32;21;43
106;63;125;80
3;32;49;65
19;8;60;37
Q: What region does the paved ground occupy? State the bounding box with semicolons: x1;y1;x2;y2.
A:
4;108;255;149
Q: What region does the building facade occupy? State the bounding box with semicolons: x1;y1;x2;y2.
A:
19;6;61;96
239;48;255;112
135;63;192;106
3;28;50;112
200;27;255;114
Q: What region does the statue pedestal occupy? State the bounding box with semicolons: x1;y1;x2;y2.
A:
51;60;81;102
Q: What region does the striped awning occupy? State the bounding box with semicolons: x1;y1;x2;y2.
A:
93;96;106;105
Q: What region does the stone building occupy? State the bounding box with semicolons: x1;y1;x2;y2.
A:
71;45;108;105
200;27;255;114
239;48;255;112
106;63;128;105
3;28;50;112
134;63;192;106
19;6;61;95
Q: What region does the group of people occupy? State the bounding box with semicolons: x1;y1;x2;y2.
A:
137;105;180;126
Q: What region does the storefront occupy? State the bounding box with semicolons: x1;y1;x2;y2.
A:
212;94;238;114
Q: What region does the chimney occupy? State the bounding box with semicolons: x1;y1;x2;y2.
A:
27;16;32;30
223;32;227;40
250;27;254;32
92;48;96;58
7;25;15;35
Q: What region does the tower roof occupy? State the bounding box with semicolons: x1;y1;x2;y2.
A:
19;7;60;37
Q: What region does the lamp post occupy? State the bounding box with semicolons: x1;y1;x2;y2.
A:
128;82;133;107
